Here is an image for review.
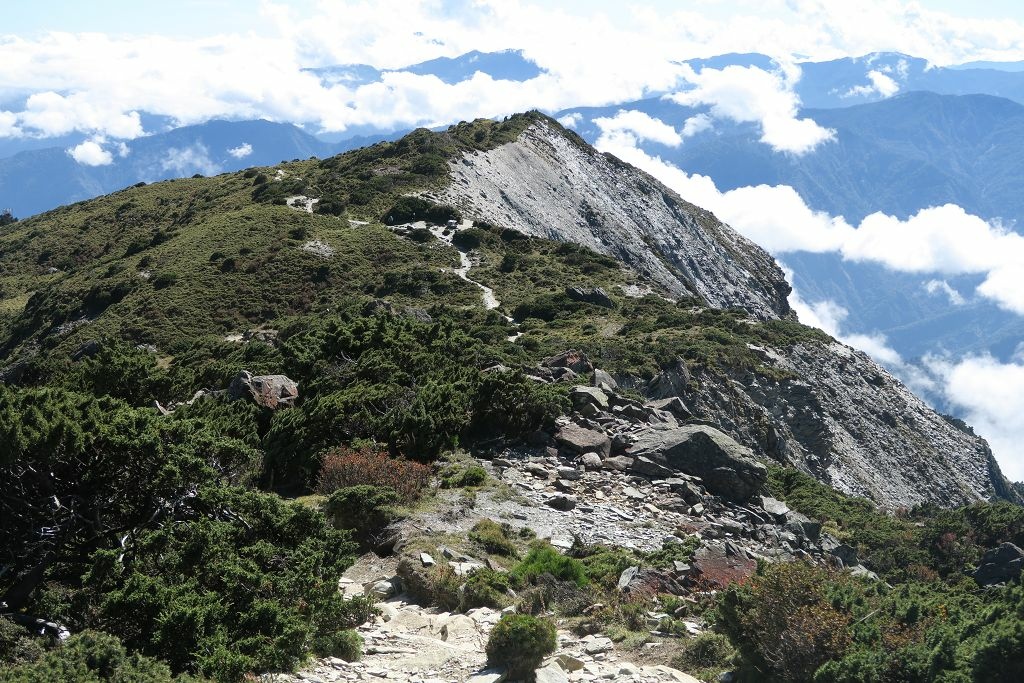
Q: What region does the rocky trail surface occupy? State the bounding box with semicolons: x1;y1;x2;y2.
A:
275;353;882;683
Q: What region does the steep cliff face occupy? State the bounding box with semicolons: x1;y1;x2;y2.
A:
668;341;1016;508
433;119;793;321
434;118;1017;509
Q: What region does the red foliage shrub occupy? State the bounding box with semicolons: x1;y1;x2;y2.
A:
316;446;431;501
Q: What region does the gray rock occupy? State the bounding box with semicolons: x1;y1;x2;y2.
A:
973;542;1024;586
420;552;436;567
541;350;593;374
784;511;822;542
227;370;298;409
565;285;614;308
545;494;577;511
571;385;609;410
534;663;569;683
592;368;618;391
647;359;692;400
617;566;640;591
628;425;768;503
580;452;603;469
556;465;583;480
630;456;674;478
759;496;791;521
602;455;634;471
648;396;692;419
555;423;611;458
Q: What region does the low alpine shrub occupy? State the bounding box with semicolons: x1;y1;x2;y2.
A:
485;613;557;680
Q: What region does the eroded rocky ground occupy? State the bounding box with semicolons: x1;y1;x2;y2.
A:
271;352;879;683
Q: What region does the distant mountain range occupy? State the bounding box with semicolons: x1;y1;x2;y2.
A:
688;52;1024;108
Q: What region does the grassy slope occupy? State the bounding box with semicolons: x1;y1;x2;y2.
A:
0;113;831;397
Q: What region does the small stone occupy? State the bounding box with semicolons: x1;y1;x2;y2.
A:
545;494;577;511
420;552;436;567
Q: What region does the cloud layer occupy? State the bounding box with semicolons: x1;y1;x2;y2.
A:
3;0;1024;143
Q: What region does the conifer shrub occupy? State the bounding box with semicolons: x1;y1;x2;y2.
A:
0;630;188;683
325;485;401;548
485;613;557;681
512;543;588;587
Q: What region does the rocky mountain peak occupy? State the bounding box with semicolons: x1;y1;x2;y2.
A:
433;116;793;321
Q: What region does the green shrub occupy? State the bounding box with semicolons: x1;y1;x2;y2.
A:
485;614;557;680
0;630;186;683
440;463;488;488
671;632;735;673
324;485;401;548
0;617;44;667
469;519;519;558
512;543;588;587
315;629;362;662
462;568;513;610
573;544;641;589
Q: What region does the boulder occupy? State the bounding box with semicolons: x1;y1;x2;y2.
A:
592;368;618;391
630;456;674;478
579;452;603;469
545;494;577;511
541;350;593;374
565;285;614;308
535;664;569;683
973;542;1024;586
690;543;757;588
784;510;822;542
759;496;791;522
646;358;691;399
571;385;609;410
628;425;767;503
648;396;692;420
555;422;611;458
227;370;298;409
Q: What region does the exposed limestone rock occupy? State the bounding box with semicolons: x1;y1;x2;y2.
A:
629;425;768;503
436;119;792;320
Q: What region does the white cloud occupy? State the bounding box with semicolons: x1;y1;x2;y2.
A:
925;354;1024;481
228;142;253;158
161;144;220;176
681;113;713;137
0;110;19;136
591;123;1024;316
557;112;582;128
669;64;835;154
843;69;900;98
924;279;966;305
784;271;904;366
593;110;684;147
1;1;1023;142
67;138;113;166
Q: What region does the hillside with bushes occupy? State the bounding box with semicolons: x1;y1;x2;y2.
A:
0;113;1021;682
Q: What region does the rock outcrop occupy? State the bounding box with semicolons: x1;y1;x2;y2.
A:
227;370;298;409
629;425;768;503
430;118;1019;509
435;118;792;320
973;543;1024;586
